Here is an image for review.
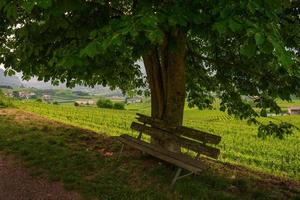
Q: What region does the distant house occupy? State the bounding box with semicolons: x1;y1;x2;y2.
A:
110;96;125;101
288;106;300;115
18;92;26;98
29;92;37;99
42;95;52;101
126;97;142;104
4;92;13;97
75;100;95;105
18;91;36;99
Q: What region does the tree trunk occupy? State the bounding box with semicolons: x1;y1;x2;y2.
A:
143;28;187;152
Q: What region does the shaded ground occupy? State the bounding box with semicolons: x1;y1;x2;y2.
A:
0;152;82;200
0;108;299;200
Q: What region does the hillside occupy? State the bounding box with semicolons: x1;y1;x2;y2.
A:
0;108;299;199
0;69;22;88
21;78;119;95
13;100;300;180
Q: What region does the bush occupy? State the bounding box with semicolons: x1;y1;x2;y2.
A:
53;101;59;105
97;99;125;110
36;99;42;102
74;102;79;107
97;99;114;109
113;102;125;110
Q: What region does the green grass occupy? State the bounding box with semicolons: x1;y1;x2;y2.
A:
12;100;300;180
0;111;298;200
0;95;14;108
277;99;300;112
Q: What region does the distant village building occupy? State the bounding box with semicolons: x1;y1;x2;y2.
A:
29;92;37;98
18;92;27;98
4;92;14;97
42;95;52;101
75;100;95;105
126;97;142;104
110;96;125;101
19;92;36;99
288;106;300;115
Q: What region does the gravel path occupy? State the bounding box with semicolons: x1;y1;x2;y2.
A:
0;152;82;200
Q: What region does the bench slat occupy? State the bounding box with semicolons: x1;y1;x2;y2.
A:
131;122;220;159
118;134;204;173
136;113;221;145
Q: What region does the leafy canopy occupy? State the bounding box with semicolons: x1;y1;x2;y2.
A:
0;0;299;137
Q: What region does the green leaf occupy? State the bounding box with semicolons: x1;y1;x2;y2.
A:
4;69;16;76
279;53;293;67
228;19;242;32
80;42;98;57
240;39;256;57
268;36;293;66
89;30;98;39
141;15;158;27
254;33;265;45
260;40;273;53
37;0;52;9
213;22;227;35
0;1;6;9
146;30;164;44
168;14;188;26
4;4;17;19
22;1;35;12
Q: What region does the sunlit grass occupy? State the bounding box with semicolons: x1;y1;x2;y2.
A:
9;99;300;180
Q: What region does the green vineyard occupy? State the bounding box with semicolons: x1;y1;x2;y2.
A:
14;100;300;180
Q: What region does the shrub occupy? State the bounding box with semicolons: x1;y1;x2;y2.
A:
97;99;113;109
113;102;125;110
53;101;59;105
74;102;79;107
36;99;42;102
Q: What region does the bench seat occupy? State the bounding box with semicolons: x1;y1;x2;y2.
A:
118;134;204;173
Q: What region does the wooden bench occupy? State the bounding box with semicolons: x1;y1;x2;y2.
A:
117;113;221;186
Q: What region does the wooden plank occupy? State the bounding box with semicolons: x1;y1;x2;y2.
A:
119;134;204;169
131;122;220;159
118;134;204;172
136;113;221;145
178;126;221;145
131;122;170;140
136;113;221;144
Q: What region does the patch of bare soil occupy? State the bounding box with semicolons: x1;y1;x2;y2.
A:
0;108;67;128
0;152;82;200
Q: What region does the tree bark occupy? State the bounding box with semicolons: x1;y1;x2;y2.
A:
143;28;187;152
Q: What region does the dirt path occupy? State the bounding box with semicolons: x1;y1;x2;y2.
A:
0;152;82;200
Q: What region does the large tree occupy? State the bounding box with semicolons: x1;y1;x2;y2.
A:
1;0;299;148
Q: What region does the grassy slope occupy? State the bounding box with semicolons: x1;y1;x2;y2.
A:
0;109;299;200
13;100;300;180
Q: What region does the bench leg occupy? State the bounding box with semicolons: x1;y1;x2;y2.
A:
177;172;194;180
137;132;142;140
171;168;195;187
117;144;124;161
171;168;182;187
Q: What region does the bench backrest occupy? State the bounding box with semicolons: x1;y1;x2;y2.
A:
136;113;221;144
130;113;221;159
